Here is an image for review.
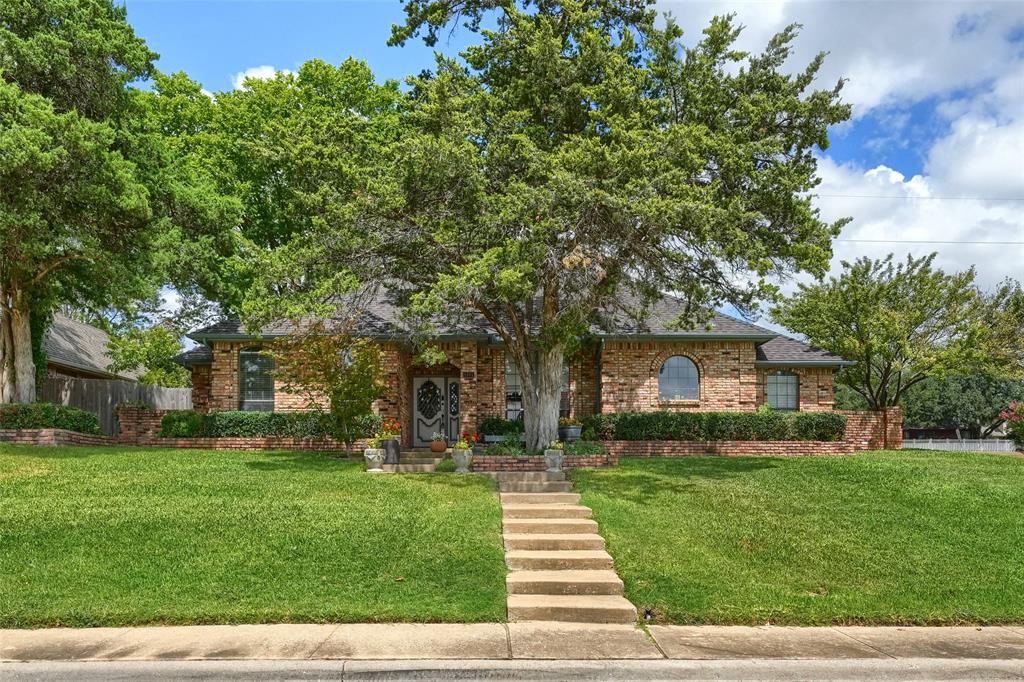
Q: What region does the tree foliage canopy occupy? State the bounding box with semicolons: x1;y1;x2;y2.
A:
773;254;1016;410
233;0;851;448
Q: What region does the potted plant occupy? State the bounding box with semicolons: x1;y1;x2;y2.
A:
378;417;402;464
558;417;582;443
451;437;473;473
364;436;385;472
430;432;448;453
544;440;565;473
462;431;484;454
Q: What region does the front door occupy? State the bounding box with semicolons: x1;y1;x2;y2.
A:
412;377;460;447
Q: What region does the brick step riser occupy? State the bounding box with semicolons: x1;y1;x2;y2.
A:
502;507;592;519
503;521;599;535
500;493;581;505
499;482;574;493
503;536;605;551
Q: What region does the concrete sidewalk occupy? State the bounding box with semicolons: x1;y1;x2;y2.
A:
2;623;1024;663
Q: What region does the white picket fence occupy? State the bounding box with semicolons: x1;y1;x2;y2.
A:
902;438;1017;453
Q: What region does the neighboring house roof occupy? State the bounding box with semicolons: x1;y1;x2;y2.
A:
44;314;141;380
183;289;850;367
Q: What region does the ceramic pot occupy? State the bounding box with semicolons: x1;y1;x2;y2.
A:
558;425;582;442
430;440;447;453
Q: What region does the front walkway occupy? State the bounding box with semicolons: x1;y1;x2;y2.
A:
3;623;1024;662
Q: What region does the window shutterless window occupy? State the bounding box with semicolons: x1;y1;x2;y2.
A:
766;372;799;411
239;347;275;412
658;356;699;401
504;353;523;421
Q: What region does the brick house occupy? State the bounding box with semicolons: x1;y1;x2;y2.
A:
175;291;851;448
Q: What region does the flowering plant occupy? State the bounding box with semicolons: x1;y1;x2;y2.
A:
999;402;1024;448
461;431;481;443
376;417;401;441
548;440;564;450
431;431;446;442
452;438;471;449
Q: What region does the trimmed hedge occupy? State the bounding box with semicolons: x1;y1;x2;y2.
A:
0;403;100;435
159;410;382;439
581;411;847;442
479;417;525;436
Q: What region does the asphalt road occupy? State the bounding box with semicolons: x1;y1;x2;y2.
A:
3;659;1024;681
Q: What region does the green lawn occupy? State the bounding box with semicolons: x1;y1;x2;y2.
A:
570;450;1024;626
0;445;506;628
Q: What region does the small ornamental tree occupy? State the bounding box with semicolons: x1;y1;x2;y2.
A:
268;322;386;452
773;254;1010;410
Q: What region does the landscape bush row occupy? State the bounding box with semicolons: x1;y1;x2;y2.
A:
0;403;101;435
159;410;382;439
581;410;848;442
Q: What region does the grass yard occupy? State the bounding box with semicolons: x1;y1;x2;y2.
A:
570;450;1024;626
0;445;506;628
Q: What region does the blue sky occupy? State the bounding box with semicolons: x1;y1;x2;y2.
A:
125;0;1024;299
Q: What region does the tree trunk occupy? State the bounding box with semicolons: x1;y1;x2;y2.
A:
521;345;562;452
0;282;37;404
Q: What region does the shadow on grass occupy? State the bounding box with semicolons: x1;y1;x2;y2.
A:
241;450;361;472
573;456;779;505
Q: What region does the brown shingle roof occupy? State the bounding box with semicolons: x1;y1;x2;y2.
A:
44;314;141;380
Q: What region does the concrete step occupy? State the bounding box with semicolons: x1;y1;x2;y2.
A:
507;594;637;623
503;518;599;535
488;471;567;482
499;481;573;493
505;550;614;571
500;492;581;505
503;533;606;551
502;504;592;519
382;463;436;473
506;570;624;596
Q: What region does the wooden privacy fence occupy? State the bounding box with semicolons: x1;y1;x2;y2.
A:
43;377;191;436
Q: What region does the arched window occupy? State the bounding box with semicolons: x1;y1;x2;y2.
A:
658;356;699;401
766;371;799;411
239;347;275;411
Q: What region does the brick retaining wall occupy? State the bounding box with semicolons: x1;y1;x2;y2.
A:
0;429;116;447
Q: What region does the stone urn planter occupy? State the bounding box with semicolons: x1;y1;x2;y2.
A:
544;448;564;473
364;448;385;473
452;448;473;474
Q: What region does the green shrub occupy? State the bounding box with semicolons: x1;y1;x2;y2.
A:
564;440;605;456
159;410;204;438
157;410;383;439
479;417;524;436
434;458;456;473
0;403;100;434
580;411;847;442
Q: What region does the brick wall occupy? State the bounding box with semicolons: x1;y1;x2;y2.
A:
605;408;902;457
117;407;164;443
191;364;212;412
600;340;759;413
0;429;115;447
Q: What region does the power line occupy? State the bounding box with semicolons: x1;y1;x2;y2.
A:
836;239;1024;245
817;194;1024;201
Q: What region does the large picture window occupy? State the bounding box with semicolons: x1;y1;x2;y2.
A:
766;372;799;411
239;347;275;411
658;356;699;401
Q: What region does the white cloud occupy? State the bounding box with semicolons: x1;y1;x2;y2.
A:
658;1;1024;118
231;64;293;91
